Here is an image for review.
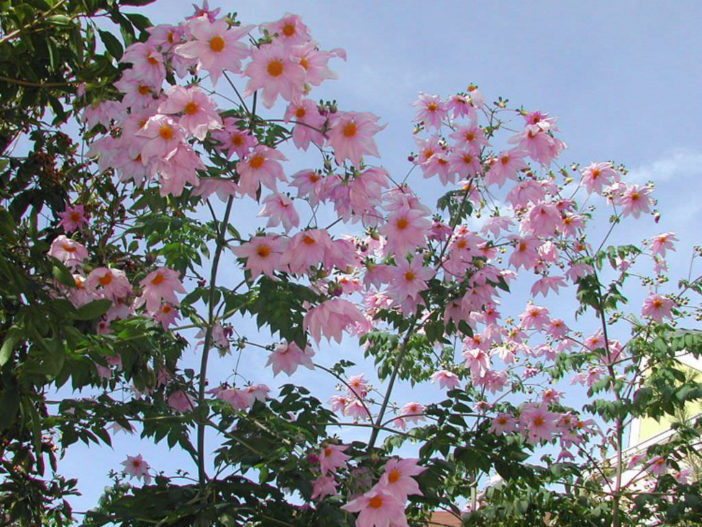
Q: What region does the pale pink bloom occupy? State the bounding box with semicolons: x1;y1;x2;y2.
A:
136;267;185;314
121;454;151;484
546;318;569;339
412;93;447;129
466;84;484;107
258;192;299;232
244;41;306;108
137;114;184;164
519;303;550;330
153;143;203;197
520;403;559;444
153;303;180;329
283;99;325;150
419;150;454;184
266;341;315;376
280;229;333;274
580;162;617;194
341;486;408;527
558;213;585;238
484;149;527;187
448;149;481;180
211;117;258;159
398;402;425;425
175;15;254;85
615;183;653;218
114;71;159;110
311;475;338;500
379;207;431;258
261;13;312;47
192;178;238;201
508;236;540;270
329;394;350;414
513;123;565;166
649;232;677;257
245;383;270;403
303;298;366;343
450;124;488;154
523;201;561;236
490;412;517;435
48;235;89;269
158;85;222;140
167;390;194;412
319;443;350;475
431;370;460;390
237;145;287;198
641;293;675;323
121;42;166;88
584;331;605;350
447;93;477;120
146;23;184;52
344;398;370;421
386;258;432;304
565;262;593;282
58;205;89;233
215;387;254;411
232;235;287;280
290;169;327;206
294;42;340;86
377;458;425;500
81;99;124;129
327;111;384;167
86;267;132;301
530;275;566;297
462;348;491;379
646;456;668;476
480;215;514;238
413;134;442;165
346;374;369;398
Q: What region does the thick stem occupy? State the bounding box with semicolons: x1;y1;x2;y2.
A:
195;196;233;518
367;319;417;452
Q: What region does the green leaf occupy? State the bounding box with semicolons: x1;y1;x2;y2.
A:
75;298;113;320
0;327;21;366
98;29;123;60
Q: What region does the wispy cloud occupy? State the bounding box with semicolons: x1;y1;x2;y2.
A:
629;148;702;184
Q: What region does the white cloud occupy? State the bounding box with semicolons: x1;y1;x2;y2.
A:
629;148;702;184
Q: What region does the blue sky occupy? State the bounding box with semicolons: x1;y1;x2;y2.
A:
60;0;702;517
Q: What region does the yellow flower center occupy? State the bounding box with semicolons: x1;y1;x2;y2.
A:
151;272;164;286
256;245;271;258
159;125;174;141
184;101;199;115
388;469;400;484
98;272;113;286
249;155;264;169
368;496;383;509
342;122;357;138
267;60;284;77
209;36;225;52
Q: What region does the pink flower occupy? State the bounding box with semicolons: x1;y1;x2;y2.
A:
508;236;540;270
377;458;425;500
303;298;366;343
167;390;194;412
58;205;89;233
430;370;460;390
136;267;185;314
158;85;222;140
580;162;617;194
258;192;299;232
484;149;527;187
398;402;425;425
311;475;338;500
153;143;204;197
244;41;306;108
266;341;315;376
232;235;287;280
121;42;166;88
284;99;325;150
412;93;447;129
641;293;675;323
261;13;312;46
327;111;384;167
280;229;333;274
153;303;180;329
48;235;89;269
237;145;287;198
649;232;677;257
211;117;258;159
346;374;369;398
379;207;431;258
319;443;350;475
344;398;370;421
530;276;566;297
519;403;558;444
519;303;550;330
121;454;151;484
86;267;132;301
137;114;184;164
646;456;668;476
175;15;254;85
490;412;517;435
341;486;408;527
614;183;653;218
